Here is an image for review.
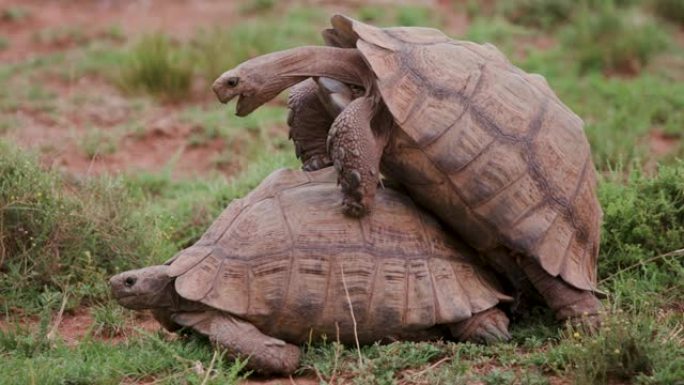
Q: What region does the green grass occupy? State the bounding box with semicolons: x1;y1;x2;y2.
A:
502;0;575;30
1;2;683;383
239;0;275;15
560;5;670;74
0;317;248;385
79;127;119;158
118;33;193;102
0;143;172;314
561;310;683;384
191;7;323;80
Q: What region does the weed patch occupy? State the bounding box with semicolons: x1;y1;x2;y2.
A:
191;8;322;80
560;310;683;384
0;143;170;314
118;33;193;102
560;5;669;74
598;161;684;309
0;319;248;385
502;0;574;30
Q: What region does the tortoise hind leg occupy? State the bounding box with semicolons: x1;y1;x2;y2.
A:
328;96;389;217
449;308;511;344
517;257;602;328
173;311;301;374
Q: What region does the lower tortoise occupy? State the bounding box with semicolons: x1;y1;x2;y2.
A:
111;167;512;374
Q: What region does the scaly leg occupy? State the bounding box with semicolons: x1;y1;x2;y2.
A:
173;311;301;374
517;257;602;329
327;97;387;217
287;79;333;171
449;308;511;344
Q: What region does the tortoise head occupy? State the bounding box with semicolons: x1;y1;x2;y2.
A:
212;46;368;117
212;50;298;117
109;265;174;310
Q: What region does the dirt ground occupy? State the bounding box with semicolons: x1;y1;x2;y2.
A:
0;2;451;383
0;0;471;180
2;1;678;384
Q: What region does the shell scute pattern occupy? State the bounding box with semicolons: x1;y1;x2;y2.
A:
167;168;510;343
333;16;602;292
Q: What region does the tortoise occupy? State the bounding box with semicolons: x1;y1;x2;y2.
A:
210;15;604;324
110;167;512;374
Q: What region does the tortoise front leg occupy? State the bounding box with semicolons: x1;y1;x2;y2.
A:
328;96;388;217
287;79;333;171
449;308;511;344
173;311;301;374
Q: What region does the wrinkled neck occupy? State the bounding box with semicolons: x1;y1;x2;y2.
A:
150;281;178;310
259;46;372;95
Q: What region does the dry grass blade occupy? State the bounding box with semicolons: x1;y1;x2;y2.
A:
47;290;69;342
600;248;684;283
340;265;363;367
399;356;451;384
199;349;219;385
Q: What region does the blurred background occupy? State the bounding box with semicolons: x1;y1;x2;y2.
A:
0;1;682;384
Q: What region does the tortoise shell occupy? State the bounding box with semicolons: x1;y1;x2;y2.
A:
324;15;603;293
165;167;510;344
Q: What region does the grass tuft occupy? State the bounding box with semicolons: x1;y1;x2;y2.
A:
562;310;683;384
0;142;171;314
118;33;193;102
395;6;435;27
597;161;684;310
502;0;574;30
561;5;669;74
239;0;275;14
191;8;322;80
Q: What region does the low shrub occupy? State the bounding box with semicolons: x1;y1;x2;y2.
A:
0;143;170;313
561;310;683;384
561;5;669;74
598;161;684;309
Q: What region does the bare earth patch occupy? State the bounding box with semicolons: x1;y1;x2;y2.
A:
0;0;238;62
649;129;681;157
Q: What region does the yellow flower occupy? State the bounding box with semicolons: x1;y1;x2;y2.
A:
573;332;581;338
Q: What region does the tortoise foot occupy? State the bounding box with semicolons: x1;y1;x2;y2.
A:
302;154;332;171
338;168;372;217
556;293;603;333
450;308;511;345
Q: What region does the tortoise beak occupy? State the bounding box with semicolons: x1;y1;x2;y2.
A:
236;94;259;116
212;77;238;104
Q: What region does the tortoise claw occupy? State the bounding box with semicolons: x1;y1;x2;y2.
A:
302;155;332;171
342;197;369;218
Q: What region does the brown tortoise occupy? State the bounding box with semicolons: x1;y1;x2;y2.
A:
110;168;512;374
211;15;604;324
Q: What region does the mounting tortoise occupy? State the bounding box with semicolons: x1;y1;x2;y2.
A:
211;15;604;325
110;167;512;374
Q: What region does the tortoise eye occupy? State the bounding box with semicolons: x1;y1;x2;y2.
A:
226;77;239;87
124;276;137;288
